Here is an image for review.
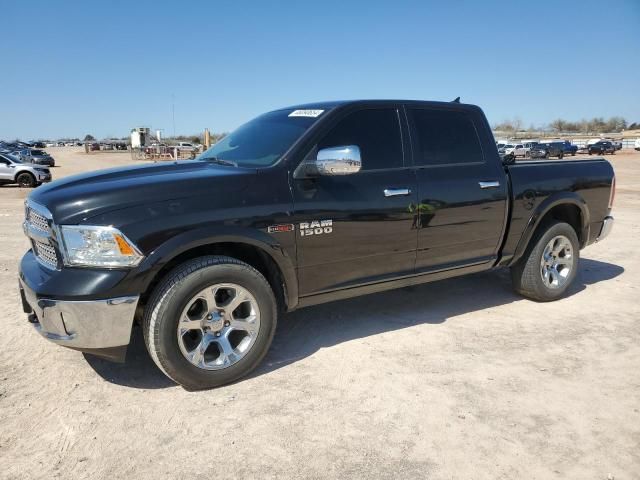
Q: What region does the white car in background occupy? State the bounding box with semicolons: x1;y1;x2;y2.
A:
511;143;535;158
175;142;199;152
513;143;527;158
500;144;516;155
498;141;536;158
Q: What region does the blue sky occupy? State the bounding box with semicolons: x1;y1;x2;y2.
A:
1;0;638;140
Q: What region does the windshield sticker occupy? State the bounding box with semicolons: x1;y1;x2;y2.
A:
288;109;324;118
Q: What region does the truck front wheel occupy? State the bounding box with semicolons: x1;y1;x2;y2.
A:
143;256;277;389
510;221;579;301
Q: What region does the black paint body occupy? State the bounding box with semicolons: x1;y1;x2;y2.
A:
21;100;615;314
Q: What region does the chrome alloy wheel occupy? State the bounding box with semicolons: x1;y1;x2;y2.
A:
177;283;261;370
540;235;574;289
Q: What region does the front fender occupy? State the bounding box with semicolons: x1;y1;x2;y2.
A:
132;225;299;309
511;191;590;265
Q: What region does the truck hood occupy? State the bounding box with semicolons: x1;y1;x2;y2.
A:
29;160;257;224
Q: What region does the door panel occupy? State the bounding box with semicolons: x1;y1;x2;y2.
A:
292;107;417;295
407;106;508;271
293;169;417;294
0;160;13;181
415;165;507;270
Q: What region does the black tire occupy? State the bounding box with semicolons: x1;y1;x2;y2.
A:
143;255;277;389
510;221;580;302
558;152;563;159
525;151;530;158
16;172;35;188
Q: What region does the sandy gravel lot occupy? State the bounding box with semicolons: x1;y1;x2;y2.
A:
0;147;638;479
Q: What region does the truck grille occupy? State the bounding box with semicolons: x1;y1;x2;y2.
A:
26;207;50;233
24;201;60;270
32;240;58;268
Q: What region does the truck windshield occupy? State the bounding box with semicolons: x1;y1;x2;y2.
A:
198;109;322;167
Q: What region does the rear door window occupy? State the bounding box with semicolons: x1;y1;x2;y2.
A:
408;108;484;166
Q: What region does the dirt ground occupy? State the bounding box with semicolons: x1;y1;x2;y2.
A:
0;147;638;479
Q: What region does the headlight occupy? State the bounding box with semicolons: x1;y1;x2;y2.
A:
59;225;143;267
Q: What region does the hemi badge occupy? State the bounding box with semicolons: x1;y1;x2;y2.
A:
268;224;294;233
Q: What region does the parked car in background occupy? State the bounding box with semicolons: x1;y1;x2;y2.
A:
56;141;64;147
8;149;56;166
29;141;46;149
560;140;578;156
0;153;51;187
88;142;101;151
114;142;128;150
512;144;527;158
540;141;567;157
635;138;640;151
612;140;622;151
499;143;516;156
588;141;616;155
530;142;564;159
516;142;542;158
175;142;199;152
1;142;22;152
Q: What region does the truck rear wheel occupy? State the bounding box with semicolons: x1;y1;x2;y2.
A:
143;256;277;389
510;221;579;301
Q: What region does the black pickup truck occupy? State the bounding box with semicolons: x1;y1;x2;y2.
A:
19;100;616;389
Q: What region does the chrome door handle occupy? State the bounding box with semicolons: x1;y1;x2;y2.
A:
384;188;411;197
479;181;500;189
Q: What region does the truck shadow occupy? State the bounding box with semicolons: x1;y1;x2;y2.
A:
84;258;623;389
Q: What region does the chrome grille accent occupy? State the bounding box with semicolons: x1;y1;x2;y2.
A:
24;200;60;270
27;207;50;233
33;240;58;268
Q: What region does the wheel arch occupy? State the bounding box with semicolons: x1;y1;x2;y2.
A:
15;169;35;182
511;192;589;266
137;229;298;314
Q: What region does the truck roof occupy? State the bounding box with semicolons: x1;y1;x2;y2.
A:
282;99;478;112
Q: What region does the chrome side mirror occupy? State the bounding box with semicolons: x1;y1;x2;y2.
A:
315;145;361;176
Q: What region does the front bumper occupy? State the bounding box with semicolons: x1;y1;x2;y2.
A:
36;172;51;182
19;275;138;360
596;216;614;242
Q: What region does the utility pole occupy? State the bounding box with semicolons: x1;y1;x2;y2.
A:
171;94;176;139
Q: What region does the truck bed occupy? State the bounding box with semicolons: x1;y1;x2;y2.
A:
499;157;614;266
